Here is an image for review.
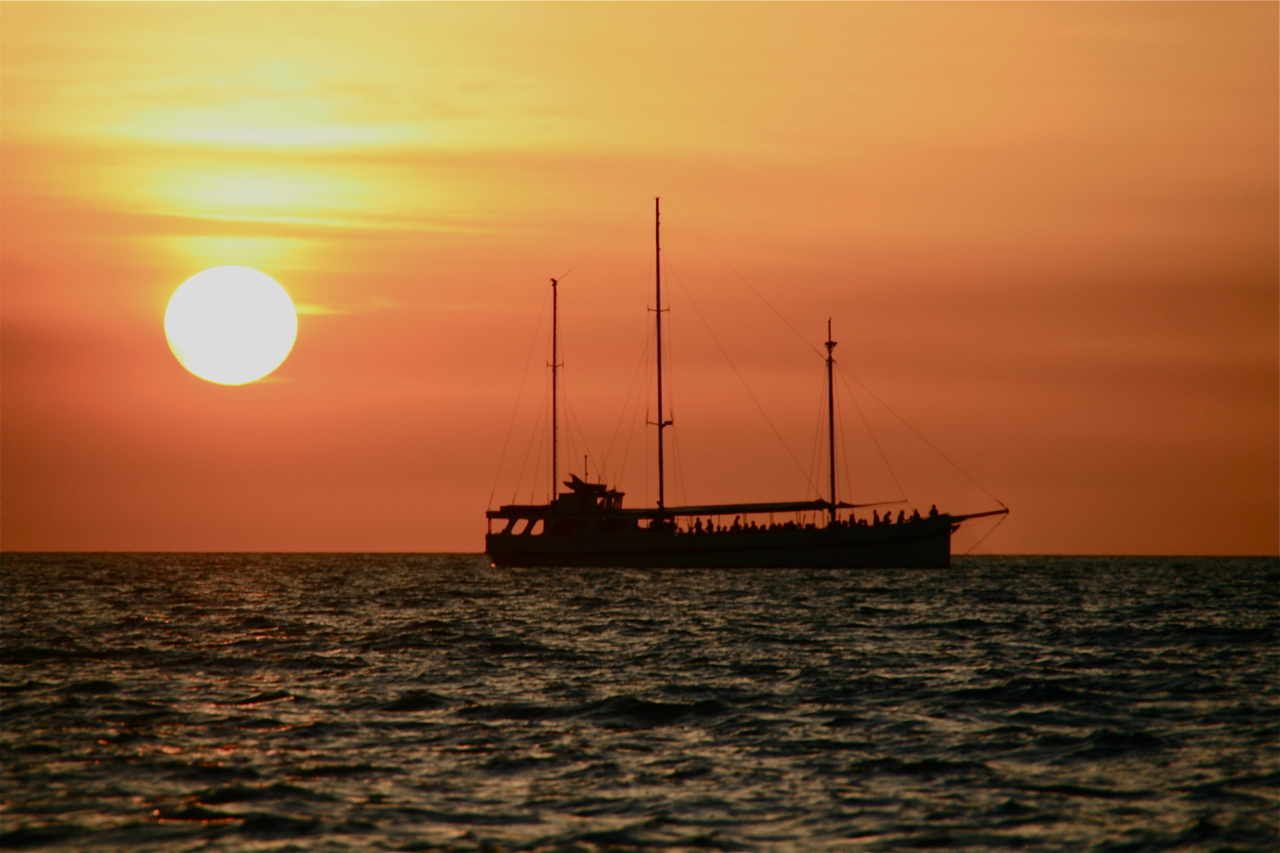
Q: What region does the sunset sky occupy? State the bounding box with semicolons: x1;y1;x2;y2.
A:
3;3;1276;555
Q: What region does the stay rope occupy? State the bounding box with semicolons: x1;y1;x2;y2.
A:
488;286;551;510
964;511;1009;555
554;202;650;284
836;368;911;508
664;255;819;493
836;362;1008;511
664;201;825;361
602;319;653;481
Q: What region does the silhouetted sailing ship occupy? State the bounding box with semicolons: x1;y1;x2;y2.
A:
485;199;1006;568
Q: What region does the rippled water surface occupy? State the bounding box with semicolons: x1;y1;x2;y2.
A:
2;554;1276;852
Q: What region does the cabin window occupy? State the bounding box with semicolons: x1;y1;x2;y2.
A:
514;518;545;535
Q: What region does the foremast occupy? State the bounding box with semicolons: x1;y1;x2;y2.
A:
826;319;838;525
550;277;562;502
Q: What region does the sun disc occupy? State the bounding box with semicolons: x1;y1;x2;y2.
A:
165;266;298;385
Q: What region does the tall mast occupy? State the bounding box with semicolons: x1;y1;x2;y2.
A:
654;197;671;512
825;319;837;524
551;277;560;502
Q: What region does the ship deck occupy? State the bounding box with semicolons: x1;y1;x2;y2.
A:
485;514;959;569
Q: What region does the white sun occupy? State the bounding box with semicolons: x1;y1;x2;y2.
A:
164;266;298;385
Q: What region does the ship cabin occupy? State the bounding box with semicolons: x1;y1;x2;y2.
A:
487;475;637;537
552;475;624;511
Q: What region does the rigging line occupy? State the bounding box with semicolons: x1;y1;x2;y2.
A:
563;393;578;483
834;371;856;511
563;317;578;479
664;302;691;508
833;369;847;503
530;429;544;504
602;320;652;476
837;368;910;505
616;324;653;487
667;418;681;506
663;256;817;491
671;427;690;507
555;201;650;283
526;392;550;504
512;384;550;504
963;512;1008;555
835;362;1008;510
558;353;576;476
561;371;599;480
488;285;552;509
513;368;549;503
806;372;827;502
533;388;552;503
617;376;644;488
661;269;681;500
643;402;650;509
558;319;598;483
662;303;690;509
663;201;825;361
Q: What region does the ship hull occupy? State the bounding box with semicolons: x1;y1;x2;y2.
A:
485;517;954;569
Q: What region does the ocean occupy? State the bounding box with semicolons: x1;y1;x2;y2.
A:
1;554;1276;852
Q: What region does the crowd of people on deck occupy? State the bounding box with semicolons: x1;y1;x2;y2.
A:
675;505;940;535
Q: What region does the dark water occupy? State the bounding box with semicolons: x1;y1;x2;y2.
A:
2;554;1276;852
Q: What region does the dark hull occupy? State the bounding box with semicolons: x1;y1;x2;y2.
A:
486;517;954;568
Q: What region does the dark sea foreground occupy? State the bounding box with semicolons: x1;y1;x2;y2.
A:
1;555;1276;853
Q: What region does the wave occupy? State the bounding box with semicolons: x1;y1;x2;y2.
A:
2;554;1275;852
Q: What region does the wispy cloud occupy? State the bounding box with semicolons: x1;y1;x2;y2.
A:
296;296;402;316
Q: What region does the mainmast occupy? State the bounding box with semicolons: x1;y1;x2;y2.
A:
654;197;672;512
551;277;560;502
825;319;837;524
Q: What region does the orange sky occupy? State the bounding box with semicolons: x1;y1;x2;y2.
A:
3;3;1276;555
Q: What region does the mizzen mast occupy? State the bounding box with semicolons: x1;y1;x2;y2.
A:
826;319;838;525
